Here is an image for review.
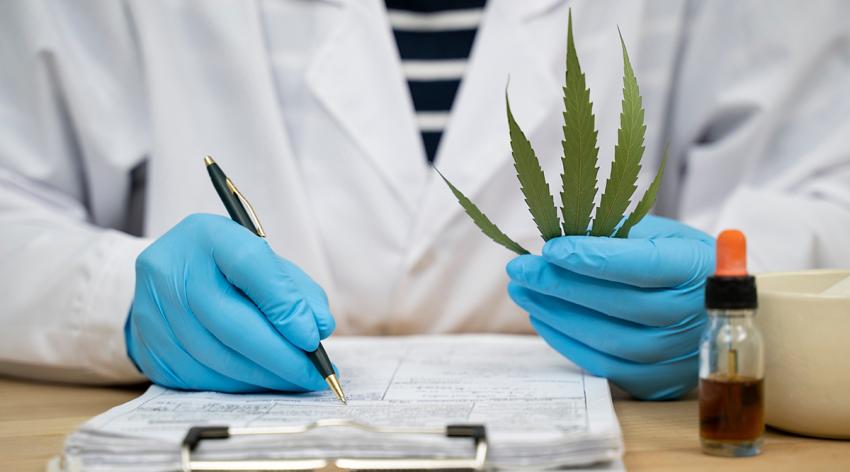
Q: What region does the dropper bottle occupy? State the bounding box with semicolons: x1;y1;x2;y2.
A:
699;230;765;457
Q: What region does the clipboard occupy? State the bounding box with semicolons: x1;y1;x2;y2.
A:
180;418;488;471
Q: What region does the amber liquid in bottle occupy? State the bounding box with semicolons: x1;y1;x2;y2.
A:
699;374;764;442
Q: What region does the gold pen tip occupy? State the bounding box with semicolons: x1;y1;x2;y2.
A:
204;155;215;166
325;374;347;405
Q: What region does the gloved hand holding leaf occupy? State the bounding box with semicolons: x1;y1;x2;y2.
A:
440;11;714;401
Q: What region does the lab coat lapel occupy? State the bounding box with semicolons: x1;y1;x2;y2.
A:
409;0;565;258
306;0;428;211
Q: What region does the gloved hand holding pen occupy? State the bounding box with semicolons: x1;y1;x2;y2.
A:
507;215;715;400
125;214;336;392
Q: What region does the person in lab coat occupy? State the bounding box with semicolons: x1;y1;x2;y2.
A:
1;0;849;400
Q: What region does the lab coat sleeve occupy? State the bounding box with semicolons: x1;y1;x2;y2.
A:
0;1;150;383
668;0;850;272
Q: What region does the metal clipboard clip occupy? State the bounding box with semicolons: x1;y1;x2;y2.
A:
180;418;488;471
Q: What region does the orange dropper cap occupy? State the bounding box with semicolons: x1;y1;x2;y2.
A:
715;230;747;277
706;229;756;309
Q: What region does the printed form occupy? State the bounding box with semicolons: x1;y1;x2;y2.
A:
61;335;623;471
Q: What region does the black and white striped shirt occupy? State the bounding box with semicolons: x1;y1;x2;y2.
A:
386;0;487;163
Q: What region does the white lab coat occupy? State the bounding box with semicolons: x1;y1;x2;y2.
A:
1;0;849;384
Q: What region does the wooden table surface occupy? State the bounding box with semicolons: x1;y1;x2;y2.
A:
1;377;848;471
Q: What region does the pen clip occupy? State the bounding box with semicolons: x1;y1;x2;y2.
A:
225;178;266;238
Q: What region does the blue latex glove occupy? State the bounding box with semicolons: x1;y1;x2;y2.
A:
507;215;715;400
126;214;335;393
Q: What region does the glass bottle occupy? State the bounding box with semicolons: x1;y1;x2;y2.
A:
699;230;765;457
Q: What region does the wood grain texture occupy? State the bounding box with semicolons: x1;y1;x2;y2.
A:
613;392;850;471
0;378;142;471
1;377;848;471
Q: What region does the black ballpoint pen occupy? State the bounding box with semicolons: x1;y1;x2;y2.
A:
203;155;347;404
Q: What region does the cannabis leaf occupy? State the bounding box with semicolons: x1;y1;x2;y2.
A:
560;10;599;236
591;30;646;237
439;10;663;255
614;147;667;238
506;91;562;241
437;170;530;255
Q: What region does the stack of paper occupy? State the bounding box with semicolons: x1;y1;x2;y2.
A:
56;335;623;471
